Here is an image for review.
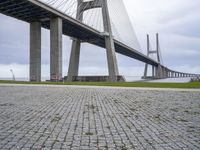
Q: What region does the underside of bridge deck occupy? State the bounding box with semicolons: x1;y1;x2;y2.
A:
0;0;158;66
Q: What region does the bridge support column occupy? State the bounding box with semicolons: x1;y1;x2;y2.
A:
162;68;165;78
165;69;168;78
143;64;148;78
152;66;155;78
67;0;83;82
50;17;63;81
162;67;167;78
167;70;169;78
102;0;119;81
67;39;81;81
30;22;41;82
156;65;163;79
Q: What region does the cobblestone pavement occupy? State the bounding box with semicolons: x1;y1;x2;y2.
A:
0;85;200;150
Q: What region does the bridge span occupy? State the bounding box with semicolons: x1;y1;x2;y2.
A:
0;0;199;81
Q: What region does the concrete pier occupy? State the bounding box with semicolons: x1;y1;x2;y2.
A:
102;0;119;81
152;66;155;77
67;39;81;81
30;22;41;82
50;17;63;81
156;65;163;78
67;0;83;82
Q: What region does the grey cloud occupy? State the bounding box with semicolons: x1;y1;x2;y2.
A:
0;0;200;77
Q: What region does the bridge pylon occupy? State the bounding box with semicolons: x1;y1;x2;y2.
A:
67;0;119;82
143;33;165;79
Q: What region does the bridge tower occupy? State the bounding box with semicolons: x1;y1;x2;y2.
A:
143;33;164;79
67;0;119;82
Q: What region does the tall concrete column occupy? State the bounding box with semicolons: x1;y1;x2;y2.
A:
165;69;167;78
50;17;63;81
166;69;168;78
30;22;41;82
156;65;162;79
152;66;155;77
143;35;150;78
162;67;166;78
143;64;148;78
102;0;119;81
67;39;81;81
67;0;83;81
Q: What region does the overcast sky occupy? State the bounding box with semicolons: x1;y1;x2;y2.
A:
0;0;199;80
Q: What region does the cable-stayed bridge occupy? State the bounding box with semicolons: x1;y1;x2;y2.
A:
0;0;199;82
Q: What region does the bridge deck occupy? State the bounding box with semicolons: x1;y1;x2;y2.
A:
0;0;158;66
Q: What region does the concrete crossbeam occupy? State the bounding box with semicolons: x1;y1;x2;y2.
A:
30;22;41;82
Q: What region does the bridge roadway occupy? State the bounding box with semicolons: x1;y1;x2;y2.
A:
0;0;159;66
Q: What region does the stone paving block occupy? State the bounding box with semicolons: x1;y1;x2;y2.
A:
0;85;200;149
